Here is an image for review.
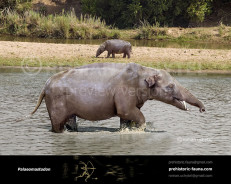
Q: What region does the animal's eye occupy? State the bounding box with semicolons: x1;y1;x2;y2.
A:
168;83;174;88
166;84;175;92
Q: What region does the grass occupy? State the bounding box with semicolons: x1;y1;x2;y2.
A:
1;56;230;71
0;9;121;39
134;21;231;43
135;20;168;40
1;9;231;43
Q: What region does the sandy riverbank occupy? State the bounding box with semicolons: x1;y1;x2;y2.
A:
0;41;230;71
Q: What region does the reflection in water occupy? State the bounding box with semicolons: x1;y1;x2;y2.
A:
0;68;230;154
1;35;231;50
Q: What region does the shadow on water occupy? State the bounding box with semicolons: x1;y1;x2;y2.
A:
76;126;166;133
77;126;119;133
146;130;166;133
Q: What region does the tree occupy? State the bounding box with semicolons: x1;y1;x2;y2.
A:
0;0;17;10
81;0;216;28
187;0;213;22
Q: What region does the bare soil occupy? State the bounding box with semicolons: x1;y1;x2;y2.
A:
0;40;230;61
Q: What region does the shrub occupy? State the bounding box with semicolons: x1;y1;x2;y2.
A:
0;10;119;39
136;20;167;39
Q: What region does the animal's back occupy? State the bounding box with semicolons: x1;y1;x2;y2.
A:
107;39;130;44
47;63;143;89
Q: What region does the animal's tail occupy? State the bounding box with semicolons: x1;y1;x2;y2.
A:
16;87;45;122
31;86;45;115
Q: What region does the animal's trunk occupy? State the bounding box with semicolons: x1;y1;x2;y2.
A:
182;87;205;112
96;48;101;57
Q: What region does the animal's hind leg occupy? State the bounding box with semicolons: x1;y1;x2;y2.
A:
125;48;131;58
49;109;68;133
107;51;111;58
127;52;130;58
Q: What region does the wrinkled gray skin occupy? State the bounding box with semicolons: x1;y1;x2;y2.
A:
30;63;205;133
96;39;132;58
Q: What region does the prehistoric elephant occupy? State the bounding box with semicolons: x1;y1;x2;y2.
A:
30;63;205;133
96;39;132;58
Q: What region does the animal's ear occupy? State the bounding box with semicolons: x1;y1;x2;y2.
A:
101;43;106;50
145;75;158;87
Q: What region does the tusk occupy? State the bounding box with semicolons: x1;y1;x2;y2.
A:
183;101;186;109
182;101;189;110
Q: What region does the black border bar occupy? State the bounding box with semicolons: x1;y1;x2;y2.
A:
0;155;230;184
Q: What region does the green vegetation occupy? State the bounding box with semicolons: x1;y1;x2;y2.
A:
135;20;168;40
2;0;229;29
81;0;214;28
0;0;32;13
1;56;230;71
1;9;231;43
0;9;121;39
135;24;231;43
0;0;231;43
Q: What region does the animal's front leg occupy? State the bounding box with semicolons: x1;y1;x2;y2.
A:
115;89;146;130
120;118;131;129
66;115;78;132
116;106;146;130
107;51;111;58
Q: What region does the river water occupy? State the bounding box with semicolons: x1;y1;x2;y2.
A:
0;68;230;155
1;35;231;49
